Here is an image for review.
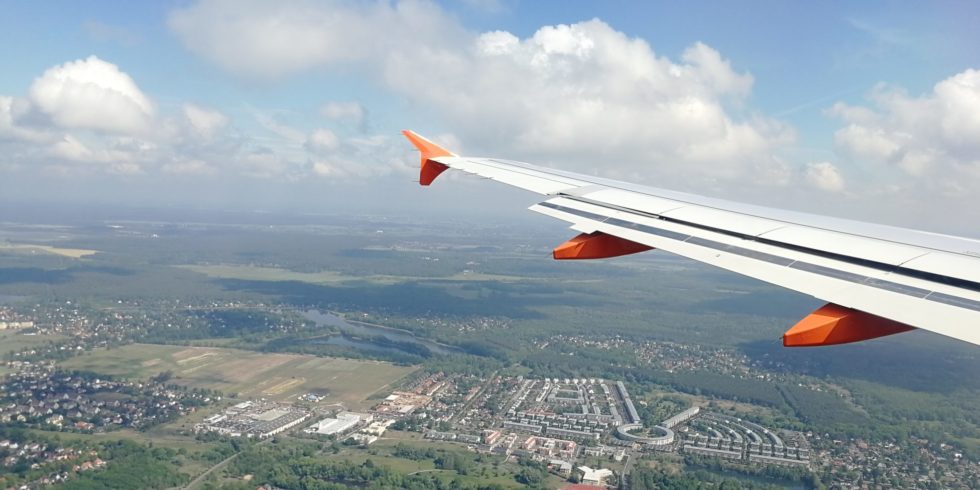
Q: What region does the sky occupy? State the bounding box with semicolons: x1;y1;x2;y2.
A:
1;0;979;232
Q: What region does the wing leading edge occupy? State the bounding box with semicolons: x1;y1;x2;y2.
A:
402;130;980;347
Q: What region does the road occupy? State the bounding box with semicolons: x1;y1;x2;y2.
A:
183;451;239;490
408;469;454;476
620;449;635;488
184;438;272;490
450;370;497;426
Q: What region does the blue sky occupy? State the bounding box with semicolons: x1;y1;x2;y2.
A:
1;1;979;231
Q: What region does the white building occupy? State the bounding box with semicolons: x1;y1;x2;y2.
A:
662;406;700;429
305;412;367;436
548;459;573;477
578;466;614;486
348;433;378;445
361;419;392;436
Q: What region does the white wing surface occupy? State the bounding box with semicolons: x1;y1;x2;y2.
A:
403;130;980;347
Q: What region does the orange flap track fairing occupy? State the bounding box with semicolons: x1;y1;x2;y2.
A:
783;303;916;347
553;232;654;260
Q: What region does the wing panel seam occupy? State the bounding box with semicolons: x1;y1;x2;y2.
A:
557;196;980;294
538;201;980;312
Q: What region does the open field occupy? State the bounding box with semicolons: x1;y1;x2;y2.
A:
30;427;207;453
179;264;352;283
61;344;417;409
639;386;779;417
332;431;563;488
0;242;98;258
0;332;67;376
180;264;528;285
28;428;219;477
0;332;67;357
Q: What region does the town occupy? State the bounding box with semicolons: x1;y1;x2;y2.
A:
1;298;978;489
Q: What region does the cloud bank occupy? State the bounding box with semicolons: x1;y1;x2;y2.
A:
168;0;799;193
3;0;979;231
0;55;408;181
830;69;980;197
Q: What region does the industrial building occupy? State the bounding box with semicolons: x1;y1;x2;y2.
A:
195;401;310;439
305;412;370;436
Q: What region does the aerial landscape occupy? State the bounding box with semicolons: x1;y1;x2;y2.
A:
1;207;977;489
2;1;980;489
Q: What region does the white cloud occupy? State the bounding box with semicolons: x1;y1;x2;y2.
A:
0;96;51;143
306;128;339;153
829;69;980;196
28;56;154;134
1;57;291;178
0;53;417;187
162;159;217;175
320;101;365;125
680;42;754;98
182;103;229;139
935;70;980;155
384;20;793;188
170;3;795;190
50;134;97;162
1;57;168;175
253;110;306;143
239;149;291;178
805;161;845;192
168;0;463;79
309;134;415;179
47;135;144;175
832;123;903;165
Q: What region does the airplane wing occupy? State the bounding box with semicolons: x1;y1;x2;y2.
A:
402;130;980;347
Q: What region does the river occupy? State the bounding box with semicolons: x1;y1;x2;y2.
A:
301;310;459;355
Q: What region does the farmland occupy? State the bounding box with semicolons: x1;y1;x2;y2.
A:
0;242;98;258
61;343;416;409
180;263;528;285
0;331;67;376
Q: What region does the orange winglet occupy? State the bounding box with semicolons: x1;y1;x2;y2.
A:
783;303;916;347
402;130;455;186
553;232;653;260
